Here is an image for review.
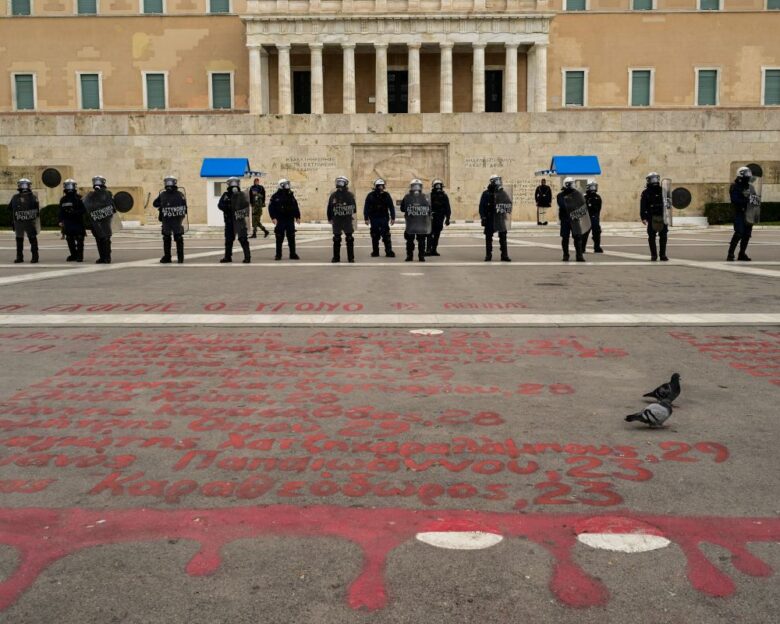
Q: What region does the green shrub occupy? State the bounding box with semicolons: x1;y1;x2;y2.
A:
1;204;62;229
704;202;780;225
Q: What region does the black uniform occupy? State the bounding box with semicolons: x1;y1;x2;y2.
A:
58;191;87;262
582;190;603;253
9;191;40;264
400;191;432;262
727;177;752;261
534;183;552;225
218;189;252;263
640;184;668;261
556;187;586;262
269;188;301;260
363;190;396;257
153;188;187;264
249;184;269;238
84;188;116;264
427;189;451;256
479;186;511;262
327;188;357;263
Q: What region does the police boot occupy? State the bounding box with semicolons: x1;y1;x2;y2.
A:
738;237;752;261
160;235;173;263
370;232;380;257
76;236;85;262
593;230;604;253
346;236;355;263
727;233;740;261
383;235;395;258
175;236;184;264
332;236;341;263
575;238;585;262
95;239;106;264
418;236;426;262
30;237;39;264
14;238;24;264
221;239;233;263
105;238;112;264
405;235;414;262
240;238;251;263
66;236;77;261
484;235;493;262
251;226;258;239
659;234;668;262
499;233;511;262
261;224;270;238
274;233;283;261
561;238;569;262
289;232;300;260
648;235;658;261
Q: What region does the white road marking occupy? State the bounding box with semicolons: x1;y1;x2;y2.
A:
415;531;503;550
409;329;444;335
577;533;671;553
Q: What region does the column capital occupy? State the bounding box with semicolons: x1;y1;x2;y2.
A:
504;42;520;50
439;41;454;49
276;43;291;50
472;42;487;50
309;42;324;50
341;42;356;49
374;42;389;49
407;41;422;50
534;42;549;49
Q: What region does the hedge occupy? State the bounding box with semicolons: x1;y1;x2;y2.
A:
1;204;63;229
704;203;780;225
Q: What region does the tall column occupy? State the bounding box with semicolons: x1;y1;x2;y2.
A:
408;42;421;114
526;45;536;112
342;42;356;114
534;42;548;113
375;42;388;114
439;41;453;113
503;42;519;113
260;47;270;114
277;43;292;115
471;42;486;113
249;45;261;114
310;43;324;114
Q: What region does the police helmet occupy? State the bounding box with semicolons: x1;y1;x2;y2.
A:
63;178;77;192
586;179;598;192
226;177;241;189
92;175;107;189
410;178;423;192
563;177;575;189
278;178;291;190
432;179;444;191
17;178;32;192
646;172;660;185
164;175;178;189
489;174;502;188
737;166;752;179
373;178;386;190
335;176;349;189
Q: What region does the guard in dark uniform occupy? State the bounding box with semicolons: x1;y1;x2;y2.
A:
557;177;585;262
327;176;356;263
249;177;269;239
363;178;396;258
727;166;755;262
640;172;669;261
218;176;252;263
84;175;116;264
153;175;187;264
269;178;301;261
478;175;511;262
8;178;40;264
582;179;604;253
534;178;552;226
426;179;451;257
58;178;86;262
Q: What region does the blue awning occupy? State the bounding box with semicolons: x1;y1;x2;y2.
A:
535;155;601;177
199;158;251;178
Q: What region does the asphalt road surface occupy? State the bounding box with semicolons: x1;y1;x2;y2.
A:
0;226;778;624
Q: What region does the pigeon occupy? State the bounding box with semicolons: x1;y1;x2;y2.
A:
625;400;673;428
643;373;681;403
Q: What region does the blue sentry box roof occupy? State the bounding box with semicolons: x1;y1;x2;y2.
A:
549;155;601;176
200;158;251;178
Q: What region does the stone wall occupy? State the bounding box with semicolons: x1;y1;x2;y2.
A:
0;110;778;223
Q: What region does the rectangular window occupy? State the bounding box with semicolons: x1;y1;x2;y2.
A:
696;69;718;106
387;70;409;114
564;70;586;107
77;0;97;13
210;72;232;109
79;73;101;110
633;0;653;9
768;0;780;9
630;70;652;107
142;0;163;13
485;70;503;113
145;73;166;110
565;0;586;10
699;0;720;10
293;71;311;114
209;0;229;12
764;69;780;105
11;0;31;15
13;74;35;110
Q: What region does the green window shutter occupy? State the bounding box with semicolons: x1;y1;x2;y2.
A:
11;0;31;15
14;75;35;110
699;0;719;10
77;0;97;14
765;70;780;106
211;73;232;109
768;0;780;9
80;74;101;110
631;70;651;107
697;70;717;106
565;71;585;106
143;0;164;13
145;74;166;109
566;0;586;10
210;0;230;13
633;0;653;9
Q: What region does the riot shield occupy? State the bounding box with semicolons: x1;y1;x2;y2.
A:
233;190;251;239
331;194;357;235
746;177;763;225
157;189;189;235
564;189;591;237
403;193;432;235
12;192;41;238
661;178;673;226
493;188;513;233
85;189;115;239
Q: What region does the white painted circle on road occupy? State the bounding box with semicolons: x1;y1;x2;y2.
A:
577;533;671;553
409;329;444;335
401;272;425;276
415;531;504;550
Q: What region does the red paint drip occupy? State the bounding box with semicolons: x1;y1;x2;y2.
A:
0;506;777;612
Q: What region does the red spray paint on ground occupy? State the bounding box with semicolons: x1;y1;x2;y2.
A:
0;505;776;612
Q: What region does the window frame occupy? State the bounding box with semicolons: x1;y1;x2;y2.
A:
767;0;780;10
698;0;721;10
208;70;234;110
76;71;103;111
208;0;231;13
564;0;589;10
695;67;720;107
139;0;165;14
75;0;98;14
631;0;655;10
10;72;37;111
762;67;780;106
142;70;169;111
628;67;654;108
562;67;588;108
9;0;33;16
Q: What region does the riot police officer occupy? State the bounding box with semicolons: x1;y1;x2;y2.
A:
153;175;187;264
640;172;669;261
84;176;116;264
249;177;269;239
9;178;40;264
327;176;357;263
218;177;252;263
363;178;396;258
269;179;301;261
479;175;511;262
58;178;86;262
557;177;586;262
400;179;432;262
427;179;451;257
582;179;604;253
727;166;755;261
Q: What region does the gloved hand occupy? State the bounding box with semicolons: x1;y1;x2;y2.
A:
445;218;450;226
